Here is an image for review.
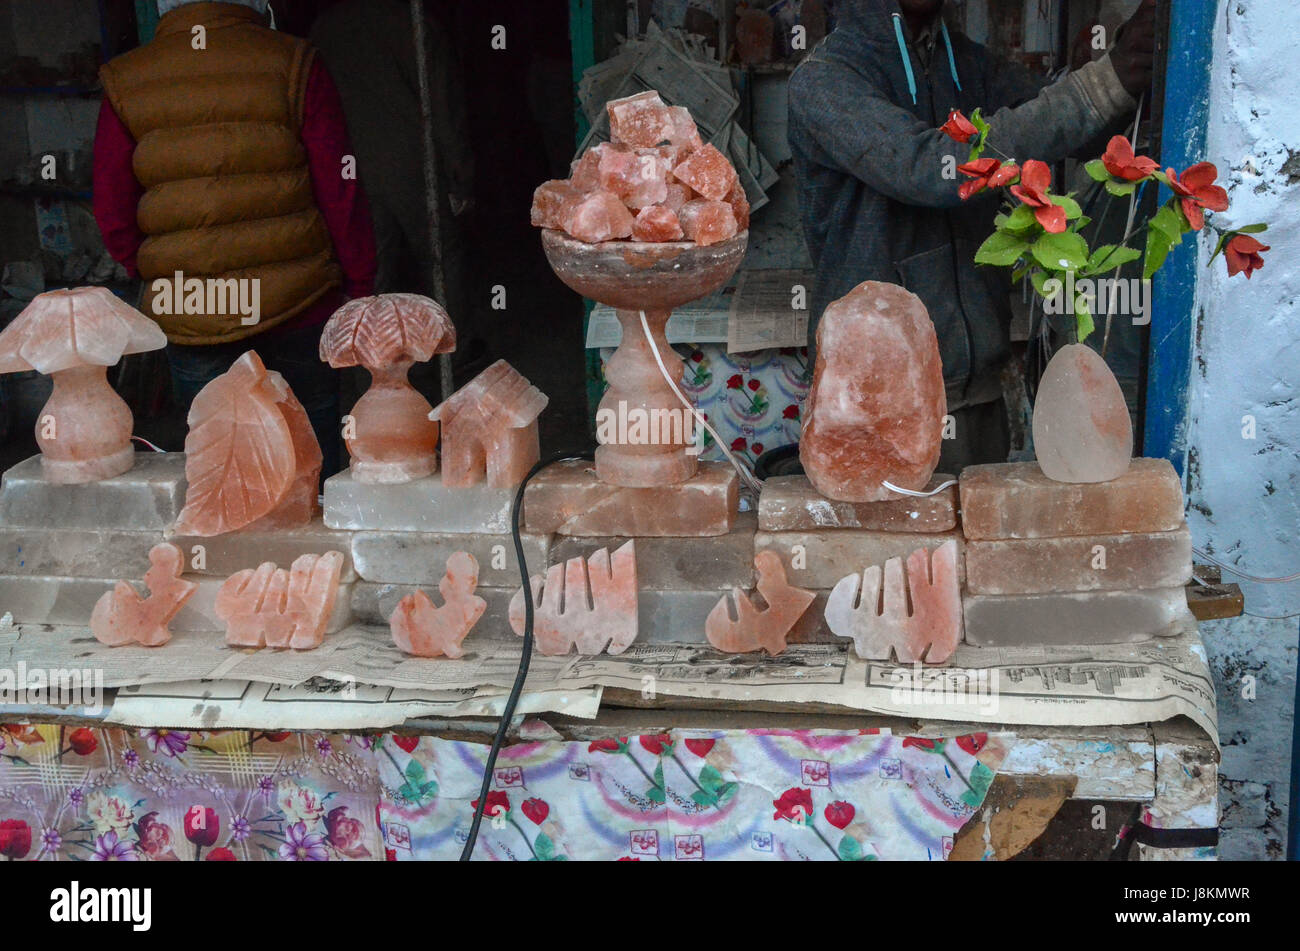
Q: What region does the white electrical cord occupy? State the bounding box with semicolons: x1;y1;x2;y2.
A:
882;478;958;497
639;310;764;496
131;435;166;453
1192;548;1300;585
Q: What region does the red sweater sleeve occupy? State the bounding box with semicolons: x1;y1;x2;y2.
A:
92;97;144;278
302;58;377;299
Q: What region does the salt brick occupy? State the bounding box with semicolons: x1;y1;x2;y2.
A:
678;199;738;247
530;180;581;229
165;517;358;581
598;148;669;208
607;90;675;147
963;587;1192;646
965;527;1192;595
755;528;965;589
959;458;1184;540
672;143;738;201
324;468;516;533
562;190;635;243
350;530;551;588
632;205;684;242
0;452;185;530
758;474;958;532
523;459;737;537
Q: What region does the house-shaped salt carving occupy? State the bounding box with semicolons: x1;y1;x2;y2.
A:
430;360;548;489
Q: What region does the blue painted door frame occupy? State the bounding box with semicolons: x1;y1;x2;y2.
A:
1144;0;1218;476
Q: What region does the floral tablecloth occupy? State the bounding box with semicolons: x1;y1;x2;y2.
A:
0;723;1010;861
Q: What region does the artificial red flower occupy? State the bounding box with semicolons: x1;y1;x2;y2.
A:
67;728;97;756
1167;163;1229;231
1010;160;1066;233
772;787;814;822
940;109;978;143
782;404;800;420
824;801;855;830
521;798;550;825
726;374;743;389
902;736;941;752
0;819;32;859
587;737;628;753
183;806;220;848
685;738;715;757
638;734;673;755
391;736;419;753
205;847;237;861
1224;234;1270;279
957;158;1019;200
472;790;510;818
956;733;988;755
1102;135;1159;181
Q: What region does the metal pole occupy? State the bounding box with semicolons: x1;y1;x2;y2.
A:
410;0;454;402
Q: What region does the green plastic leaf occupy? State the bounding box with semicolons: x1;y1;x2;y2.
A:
1105;179;1138;197
1149;204;1186;243
1049;194;1083;219
1237;222;1269;234
1074;294;1095;344
1143;228;1174;281
1085;244;1142;275
969;108;989;135
1031;231;1089;271
1001;203;1038;233
1029;269;1056;299
838;835;865;861
975;230;1030;267
1084;159;1110;182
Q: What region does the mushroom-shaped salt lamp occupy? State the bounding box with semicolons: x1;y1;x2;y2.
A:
0;287;166;483
319;294;456;483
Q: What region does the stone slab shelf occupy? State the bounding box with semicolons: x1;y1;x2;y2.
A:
757;474;958;533
323;468;516;533
0;452;186;531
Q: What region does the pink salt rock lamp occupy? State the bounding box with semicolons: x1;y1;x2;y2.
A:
389;552;487;658
1031;344;1133;483
825;540;962;664
509;540;638;655
319;294;456;483
90;542;198;648
800;281;946;502
172;351;322;536
429;360;548;489
706;550;815;655
0;287;166;483
215;550;345;651
542;230;746;486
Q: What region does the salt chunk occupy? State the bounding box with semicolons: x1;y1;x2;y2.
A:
530;180;581;229
607;90;675;148
563;190;635;243
724;181;751;230
632;205;684;242
569;149;604;192
671;143;738;201
662;182;694;214
677;199;738;247
666;106;703;151
598;148;669;209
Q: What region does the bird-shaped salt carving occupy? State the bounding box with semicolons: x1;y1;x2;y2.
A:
509;540;638;655
90;542;198;647
825;540;962;664
389;552;488;658
215;551;345;651
706;550;815;655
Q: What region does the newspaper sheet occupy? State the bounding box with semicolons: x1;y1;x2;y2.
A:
727;269;812;352
106;679;602;730
4;614;1215;741
585;292;734;348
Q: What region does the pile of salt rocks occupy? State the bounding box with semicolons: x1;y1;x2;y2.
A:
531;91;749;246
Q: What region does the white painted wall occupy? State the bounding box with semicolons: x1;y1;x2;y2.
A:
1189;0;1300;860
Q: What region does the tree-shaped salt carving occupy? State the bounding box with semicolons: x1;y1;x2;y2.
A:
90;542;198;647
390;552;488;658
509;540;638;655
825;540;962;664
706;550;815;655
172;351;322;536
0;287;166;483
429;360;548;488
215;551;345;651
319;293;456;483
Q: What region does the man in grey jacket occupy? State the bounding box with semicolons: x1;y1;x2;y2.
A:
789;0;1155;469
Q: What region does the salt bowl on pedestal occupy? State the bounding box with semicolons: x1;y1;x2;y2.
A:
319;294;456;484
0;287;166;483
542;229;746;486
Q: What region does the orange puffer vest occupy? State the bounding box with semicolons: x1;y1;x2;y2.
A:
99;2;341;344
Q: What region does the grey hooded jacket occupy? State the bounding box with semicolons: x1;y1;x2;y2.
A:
788;0;1136;406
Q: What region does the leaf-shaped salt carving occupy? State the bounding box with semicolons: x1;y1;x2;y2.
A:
172;351;296;536
319;293;456;369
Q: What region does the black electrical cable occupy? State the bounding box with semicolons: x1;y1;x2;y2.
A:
460;448;595;861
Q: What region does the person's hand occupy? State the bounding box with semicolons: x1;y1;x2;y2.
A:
1111;0;1156;99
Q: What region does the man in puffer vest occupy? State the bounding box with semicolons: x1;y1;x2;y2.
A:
93;0;377;477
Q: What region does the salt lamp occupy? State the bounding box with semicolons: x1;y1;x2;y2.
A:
319;294;456;483
0;287;166;483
